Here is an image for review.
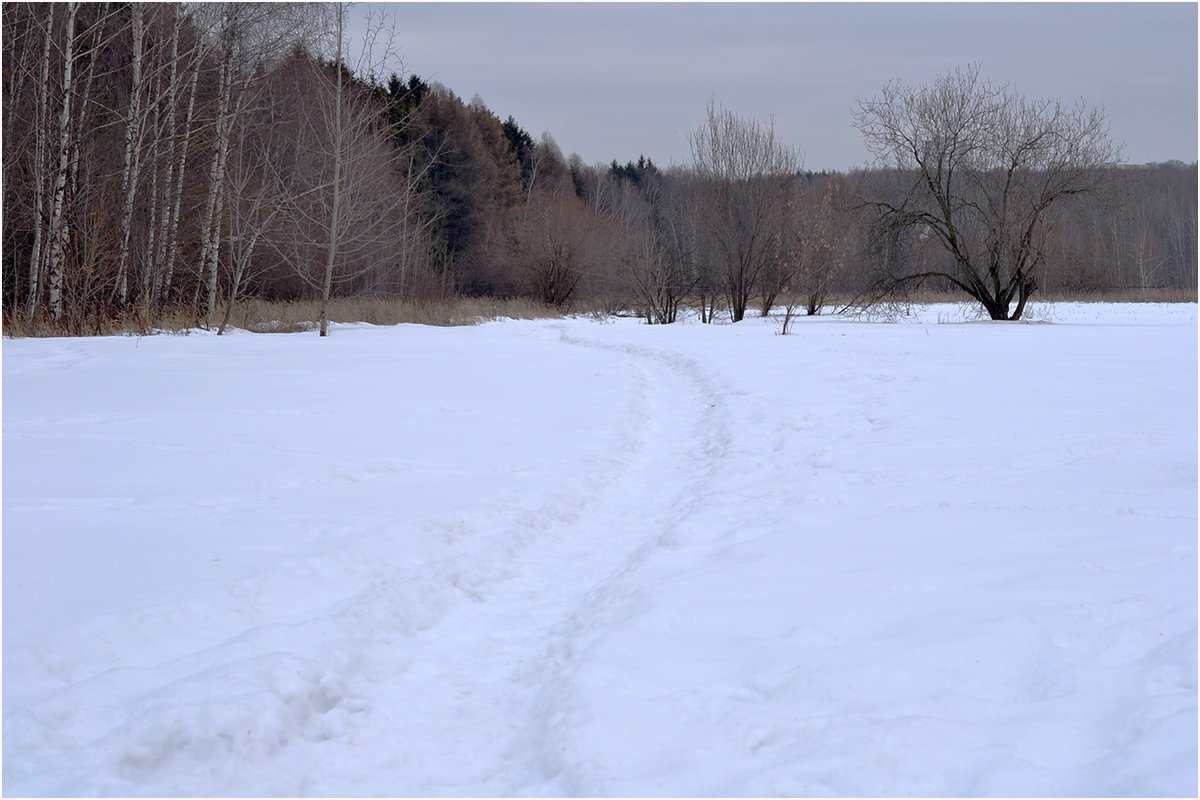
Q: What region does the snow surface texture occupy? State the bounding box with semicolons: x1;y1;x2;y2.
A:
3;303;1196;797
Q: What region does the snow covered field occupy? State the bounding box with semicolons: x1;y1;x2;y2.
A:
3;302;1196;797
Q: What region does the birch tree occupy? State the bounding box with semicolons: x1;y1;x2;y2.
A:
39;1;80;324
20;3;55;321
33;2;118;325
114;2;146;308
191;2;311;324
144;3;198;313
153;3;208;312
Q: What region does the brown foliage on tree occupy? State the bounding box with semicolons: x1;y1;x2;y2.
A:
508;191;606;309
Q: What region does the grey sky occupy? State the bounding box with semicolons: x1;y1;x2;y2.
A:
362;2;1197;171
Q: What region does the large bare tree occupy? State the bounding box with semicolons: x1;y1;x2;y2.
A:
852;63;1122;320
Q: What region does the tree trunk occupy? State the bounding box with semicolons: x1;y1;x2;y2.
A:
198;5;236;324
115;2;143;308
45;2;80;325
160;32;203;309
217;221;266;336
24;6;53;321
319;4;345;337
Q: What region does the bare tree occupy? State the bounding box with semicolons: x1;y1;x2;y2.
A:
17;2;117;326
852;63;1122;320
150;3;207;313
190;2;312;324
268;11;434;334
287;2;415;335
19;3;57;321
689;98;802;322
314;2;349;336
508;190;600;309
112;2;145;308
215;96;285;335
622;217;696;324
775;175;857;332
608;170;697;324
798;175;855;315
40;1;80;324
1158;163;1198;291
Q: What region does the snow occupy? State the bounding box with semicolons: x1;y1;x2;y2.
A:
3;302;1196;797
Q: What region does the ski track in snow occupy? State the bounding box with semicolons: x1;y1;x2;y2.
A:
3;321;741;797
289;325;740;796
3;304;1196;797
499;327;736;796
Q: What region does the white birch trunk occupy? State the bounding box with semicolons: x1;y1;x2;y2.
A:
24;7;53;321
115;2;143;307
148;5;181;313
45;1;79;324
142;140;161;313
65;3;102;228
197;5;236;323
160;34;203;308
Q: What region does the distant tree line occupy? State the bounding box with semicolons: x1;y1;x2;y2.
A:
3;3;1195;333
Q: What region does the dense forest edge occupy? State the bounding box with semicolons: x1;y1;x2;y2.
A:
3;3;1196;337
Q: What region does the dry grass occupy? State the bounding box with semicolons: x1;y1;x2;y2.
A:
1031;287;1197;304
4;287;1194;338
217;296;565;333
1;308;144;338
822;286;1197;312
1;296;563;338
2;313;61;338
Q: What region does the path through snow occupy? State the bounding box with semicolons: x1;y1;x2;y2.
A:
3;304;1196;796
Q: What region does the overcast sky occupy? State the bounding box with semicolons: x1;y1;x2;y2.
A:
359;2;1197;171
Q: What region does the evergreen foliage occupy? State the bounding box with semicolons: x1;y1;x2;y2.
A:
385;73;428;146
501;115;536;184
610;155;658;185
